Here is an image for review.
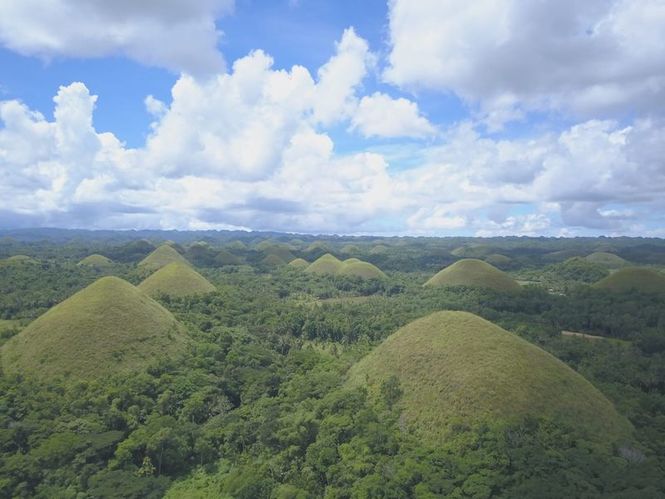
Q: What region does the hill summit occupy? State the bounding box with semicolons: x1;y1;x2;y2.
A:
138;262;215;298
1;276;187;380
424;258;520;292
347;311;631;445
78;254;113;268
305;254;386;279
138;244;190;271
287;258;309;269
305;253;344;275
594;267;665;293
585;252;628;268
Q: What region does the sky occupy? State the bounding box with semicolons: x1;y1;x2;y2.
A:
1;0;664;237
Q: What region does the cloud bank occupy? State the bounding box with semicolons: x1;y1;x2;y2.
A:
0;0;233;74
1;1;664;236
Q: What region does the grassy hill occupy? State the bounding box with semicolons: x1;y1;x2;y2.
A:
287;258;309;269
585;252;628;268
341;244;360;254
1;276;187;381
305;254;344;275
451;244;492;258
305;241;331;253
594;267;665;293
343;258;363;266
261;245;295;263
424;259;521;292
225;240;247;251
347;311;631;446
484;253;512;268
2;255;39;265
261;254;287;267
305;254;387;279
78;254;113;268
138;245;190;271
338;261;387;279
369;244;389;255
138;262;216;298
214;249;242;266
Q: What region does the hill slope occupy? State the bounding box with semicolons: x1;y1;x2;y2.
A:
138;245;189;271
347;311;631;445
305;254;344;275
585;252;628;268
138;263;215;298
338;261;387;279
287;258;309;269
594;267;665;293
484;253;512;268
2;255;38;265
78;254;113;268
1;276;187;380
424;259;521;292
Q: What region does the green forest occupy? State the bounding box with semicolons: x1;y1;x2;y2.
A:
1;231;664;498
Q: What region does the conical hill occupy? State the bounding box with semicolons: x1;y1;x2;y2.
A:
78;254;113;268
288;258;309;269
138;245;189;271
1;276;187;380
338;261;386;279
305;253;344;275
138;262;216;298
347;311;631;446
594;267;665;293
424;259;520;292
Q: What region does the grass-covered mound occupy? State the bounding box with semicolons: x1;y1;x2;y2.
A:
594;267;665;293
261;245;295;263
369;244;389;255
585;252;628;268
347;311;631;445
305;254;387;279
287;258;309;269
338;261;387;280
424;259;521;292
1;276;186;381
78;254;113;268
138;244;189;271
305;254;344;275
305;241;331;253
484;253;512;268
343;258;362;264
138;263;215;298
544;249;584;262
214;249;242;266
451;244;492;258
2;255;38;265
341;244;361;254
261;254;287;267
225;240;247;251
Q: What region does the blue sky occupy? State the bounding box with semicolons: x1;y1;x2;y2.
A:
0;0;664;236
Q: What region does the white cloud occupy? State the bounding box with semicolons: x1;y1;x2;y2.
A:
2;26;665;236
0;0;233;75
386;0;665;125
312;28;374;125
351;92;435;138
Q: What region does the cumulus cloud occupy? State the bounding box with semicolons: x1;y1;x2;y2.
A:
0;0;233;74
1;24;664;236
351;92;435;138
312;28;374;125
386;0;665;125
